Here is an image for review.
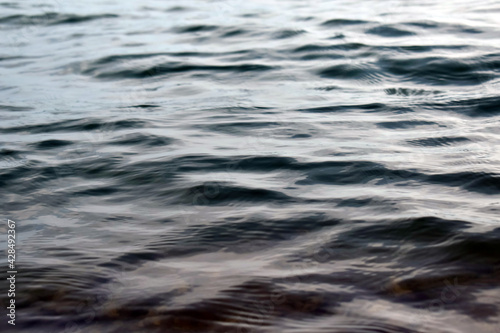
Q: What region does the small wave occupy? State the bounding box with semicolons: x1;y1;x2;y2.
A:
366;24;416;37
406;136;471;147
299;102;386;113
426;95;500;117
197;121;281;134
174;183;296;205
384;88;441;96
293;43;366;53
377;56;494;86
82;62;275;80
272;29;306;39
321;18;369;26
376;120;440;129
30;139;74;150
317;63;383;82
109;133;174;147
0;13;118;25
0;118;150;134
0;104;34;111
220;28;247;38
173;24;218;33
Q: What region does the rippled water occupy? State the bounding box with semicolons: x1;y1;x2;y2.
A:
1;0;500;332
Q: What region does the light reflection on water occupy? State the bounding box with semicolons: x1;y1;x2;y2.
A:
1;0;500;332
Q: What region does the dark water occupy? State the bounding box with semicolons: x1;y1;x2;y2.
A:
1;0;500;332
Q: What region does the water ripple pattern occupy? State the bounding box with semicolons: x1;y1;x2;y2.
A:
0;0;499;332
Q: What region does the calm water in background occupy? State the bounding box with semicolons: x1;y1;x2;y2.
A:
1;0;500;332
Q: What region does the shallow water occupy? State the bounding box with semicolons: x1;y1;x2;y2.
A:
1;0;500;332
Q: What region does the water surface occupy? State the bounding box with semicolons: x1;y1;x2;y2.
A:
1;0;500;332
